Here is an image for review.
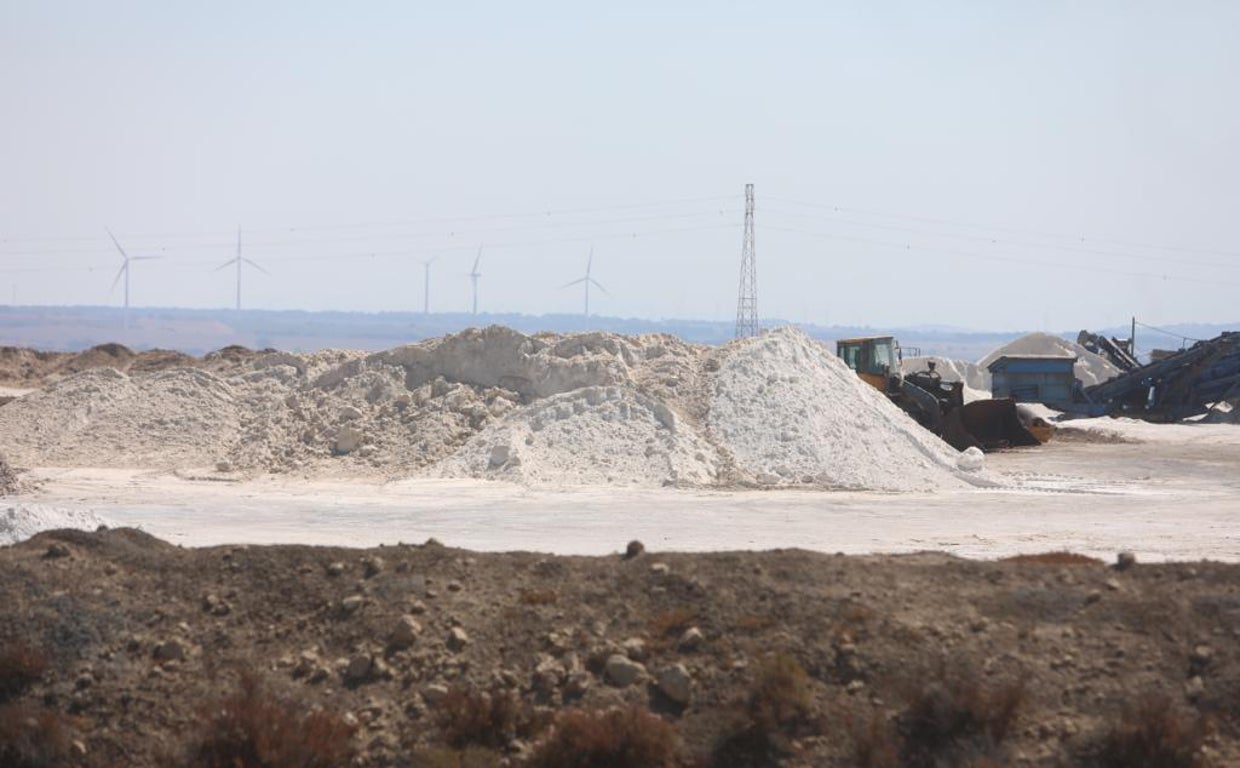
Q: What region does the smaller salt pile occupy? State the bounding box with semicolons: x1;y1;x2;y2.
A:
436;386;720;486
709;328;989;491
979;332;1120;387
0;505;111;546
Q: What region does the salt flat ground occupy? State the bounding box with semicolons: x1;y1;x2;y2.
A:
13;418;1239;561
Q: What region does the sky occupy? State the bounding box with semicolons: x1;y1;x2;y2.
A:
1;1;1237;331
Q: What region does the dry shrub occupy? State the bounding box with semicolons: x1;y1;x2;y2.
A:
850;713;899;768
0;642;48;703
526;706;678;768
1092;692;1209;768
186;670;355;768
710;653;816;767
735;614;776;633
746;653;813;729
1001;551;1104;566
649;607;698;638
436;686;547;750
412;746;503;768
898;667;1026;768
0;702;75;768
518;589;558;606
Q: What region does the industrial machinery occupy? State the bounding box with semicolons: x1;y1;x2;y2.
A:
1070;331;1240;421
1076;330;1140;372
835;336;1044;452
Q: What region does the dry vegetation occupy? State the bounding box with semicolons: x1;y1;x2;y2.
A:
0;529;1237;766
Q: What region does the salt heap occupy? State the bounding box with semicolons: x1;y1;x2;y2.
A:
710;328;986;491
0;368;244;468
0;325;989;492
436;386;720;486
0;504;111;546
978;332;1120;387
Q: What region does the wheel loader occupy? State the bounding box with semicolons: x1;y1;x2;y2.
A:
835;336;1048;452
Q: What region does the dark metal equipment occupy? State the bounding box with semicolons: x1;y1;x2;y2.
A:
1073;332;1240;422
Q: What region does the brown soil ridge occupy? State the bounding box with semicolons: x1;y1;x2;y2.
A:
1;529;1236;766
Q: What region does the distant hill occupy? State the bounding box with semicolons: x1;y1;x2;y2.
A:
0;305;1232;364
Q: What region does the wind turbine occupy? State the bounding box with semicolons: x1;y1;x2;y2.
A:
469;247;482;315
215;227;269;311
421;256;437;315
560;246;609;318
106;228;160;329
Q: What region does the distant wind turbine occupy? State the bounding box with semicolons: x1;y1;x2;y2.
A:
469;247;482;315
560;246;609;317
106;228;161;329
422;257;437;314
215;227;269;311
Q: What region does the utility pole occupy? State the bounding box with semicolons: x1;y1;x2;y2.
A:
734;182;759;338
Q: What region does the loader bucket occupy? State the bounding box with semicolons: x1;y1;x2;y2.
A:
941;398;1042;452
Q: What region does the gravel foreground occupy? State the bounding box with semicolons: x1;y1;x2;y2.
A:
2;528;1237;767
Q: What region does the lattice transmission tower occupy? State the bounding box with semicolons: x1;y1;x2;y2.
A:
734;182;759;338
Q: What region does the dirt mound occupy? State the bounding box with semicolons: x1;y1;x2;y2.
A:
979;332;1120;387
62;343;136;373
126;348;197;374
1;530;1236;767
0;346;62;386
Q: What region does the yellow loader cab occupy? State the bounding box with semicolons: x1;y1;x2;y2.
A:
835;336;902;394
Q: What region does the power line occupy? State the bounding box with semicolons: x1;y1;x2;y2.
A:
763;224;1240;290
759;206;1240;273
0;194;738;245
1133;320;1204;343
0;222;740;275
0;207;740;258
765;196;1240;262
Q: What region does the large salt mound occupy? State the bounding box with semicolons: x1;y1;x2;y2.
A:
978;333;1120;387
1;504;111;546
710;328;986;491
435;386;720;486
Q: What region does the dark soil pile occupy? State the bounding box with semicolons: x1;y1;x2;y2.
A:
1;530;1236;767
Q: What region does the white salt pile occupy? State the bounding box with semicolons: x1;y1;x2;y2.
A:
978;332;1120;387
0;504;111;546
0;368;244;468
437;386;720;487
710;329;987;491
0;325;988;492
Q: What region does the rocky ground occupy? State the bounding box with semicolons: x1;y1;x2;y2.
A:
2;528;1236;767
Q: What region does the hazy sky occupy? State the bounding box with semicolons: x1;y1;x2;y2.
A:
2;1;1237;330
